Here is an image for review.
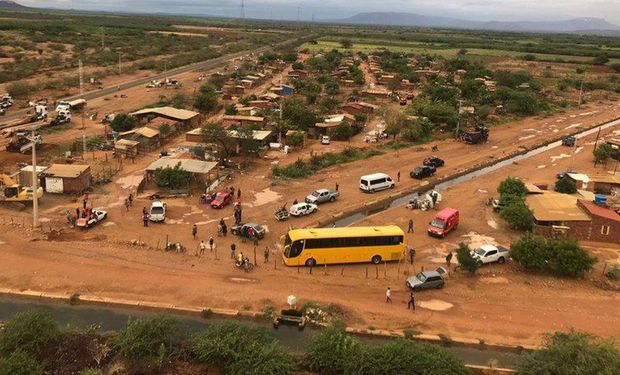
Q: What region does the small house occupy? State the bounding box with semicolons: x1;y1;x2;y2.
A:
114;139;140;157
222;115;265;128
42;164;91;194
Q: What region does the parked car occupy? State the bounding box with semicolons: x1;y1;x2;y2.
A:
76;209;107;228
562;136;576;147
399;98;407;106
423;156;445;167
410;165;436;179
406;267;446;290
472;244;510;264
231;222;266;239
360;173;395;193
211;192;232;209
149;201;166;222
289;202;318;217
321;135;330;145
427;208;459;238
305;188;339;204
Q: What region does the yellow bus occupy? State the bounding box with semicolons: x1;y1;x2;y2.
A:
281;226;405;267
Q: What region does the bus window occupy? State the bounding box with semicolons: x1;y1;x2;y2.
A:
289;240;304;258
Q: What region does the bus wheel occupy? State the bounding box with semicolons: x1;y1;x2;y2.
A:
305;258;317;267
371;255;382;264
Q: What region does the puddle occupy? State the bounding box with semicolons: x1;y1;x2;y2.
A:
487;219;498;229
564;123;582;130
537;165;546;169
480;276;510;284
550;153;570;162
116;174;144;190
477;189;487;194
39;217;51;222
195;219;218;226
102;222;116;227
460;232;497;248
518;134;535;141
165;219;186;225
574;146;584;154
419;299;453;311
228;277;258;283
252;188;282;207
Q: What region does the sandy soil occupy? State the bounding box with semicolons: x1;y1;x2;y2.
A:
1;99;619;347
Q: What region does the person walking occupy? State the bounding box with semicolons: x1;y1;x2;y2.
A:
222;222;227;237
408;247;416;265
397;170;401;182
335;182;339;192
407;219;414;233
264;246;270;263
386;287;392;303
124;198;130;212
446;251;453;268
142;212;149;227
237;188;241;199
230;243;236;259
192;224;198;240
407;291;416;310
128;193;133;207
199;240;206;256
76;207;80;219
209;237;214;253
142;206;148;216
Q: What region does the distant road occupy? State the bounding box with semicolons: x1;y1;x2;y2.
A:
1;35;308;123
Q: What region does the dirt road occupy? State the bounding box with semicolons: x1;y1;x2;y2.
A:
1;101;619;347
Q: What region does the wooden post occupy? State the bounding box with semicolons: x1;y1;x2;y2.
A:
397;258;401;280
310;264;313;275
253;246;257;266
165;234;169;250
365;267;368;279
324;262;327;276
375;265;378;279
156;240;160;250
384;261;387;278
341;267;344;276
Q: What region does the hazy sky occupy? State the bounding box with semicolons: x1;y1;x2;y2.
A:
18;0;620;24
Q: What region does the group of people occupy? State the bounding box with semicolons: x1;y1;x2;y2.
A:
385;287;417;311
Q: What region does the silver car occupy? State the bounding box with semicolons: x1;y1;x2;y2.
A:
405;267;446;290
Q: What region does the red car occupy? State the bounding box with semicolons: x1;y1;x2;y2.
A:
211;192;232;209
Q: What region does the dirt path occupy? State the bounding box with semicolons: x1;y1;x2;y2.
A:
1;101;619;347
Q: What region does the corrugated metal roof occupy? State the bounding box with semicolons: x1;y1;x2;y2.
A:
590;175;620;184
130;106;199;121
44;164;90;178
134;127;159;138
227;130;272;141
223;115;264;122
526;192;591;222
146;158;217;174
579;200;620;222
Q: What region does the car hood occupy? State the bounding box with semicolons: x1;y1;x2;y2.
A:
406;276;423;286
305;195;317;202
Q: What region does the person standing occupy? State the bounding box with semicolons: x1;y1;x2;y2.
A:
446;251;453;268
397;171;401;182
222;223;227;237
230;243;236;259
335;182;339;192
407;291;416;310
76;207;80;219
209;237;214;253
264;246;270;263
142;206;148;216
407;219;414;233
408;247;416;265
124;198;130;212
386;287;392;303
199;240;206;256
143;212;149;227
192;224;198;240
128;193;133;207
237;188;241;199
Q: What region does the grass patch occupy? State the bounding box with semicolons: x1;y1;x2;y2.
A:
272;147;383;179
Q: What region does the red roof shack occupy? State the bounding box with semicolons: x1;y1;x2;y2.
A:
577;200;620;243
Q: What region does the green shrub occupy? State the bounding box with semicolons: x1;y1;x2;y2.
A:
6;81;34;99
194;84;218;112
511;234;596;277
154;162;190;189
0;309;59;356
334;123;353;140
555;176;577;194
109;113;136;132
114;315;180;365
79;369;104;375
191;322;293;375
593;143;612;164
287;131;305;147
0;350;43;375
455;242;480;275
517;330;620;375
304;324;364;374
498;177;528;197
500;200;534;231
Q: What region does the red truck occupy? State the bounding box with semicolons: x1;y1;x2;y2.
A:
427;208;459;238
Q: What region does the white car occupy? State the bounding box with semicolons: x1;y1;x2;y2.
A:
321;135;330;145
149;201;166;222
77;209;107;228
289;202;318;217
472;244;510;264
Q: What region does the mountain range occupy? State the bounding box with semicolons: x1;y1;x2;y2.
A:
0;0;26;9
331;12;620;35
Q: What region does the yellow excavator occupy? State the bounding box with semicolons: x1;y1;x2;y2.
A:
0;174;43;203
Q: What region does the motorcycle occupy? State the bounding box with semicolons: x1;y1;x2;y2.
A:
235;258;254;272
274;205;289;221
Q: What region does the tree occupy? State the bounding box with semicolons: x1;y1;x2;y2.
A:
109;113;136;132
236;126;260;156
282;97;318;131
304;323;364;374
402;118;433;142
510;233;550;272
340;39;353;49
592;54;610;65
457;48;468;55
208;74;227;89
292;62;305;70
158;123;171;139
500;200;534;231
555;176;577;194
224;103;238;115
115;315;179;365
154;163;190;189
517;330;620;375
320;97;340;112
387;76;402;91
455;243;480;275
0;309;59;356
194;84;218;112
0;350;43;375
202;122;233;158
325;80;340;95
498;177;528;198
287;131;304;147
593;143;612;164
334;123;354;141
610;63;620;73
384;109;409;140
171;93;186;109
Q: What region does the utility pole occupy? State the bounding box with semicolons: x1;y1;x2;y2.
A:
454;99;464;138
78;59;84;97
100;26;105;50
28;129;39;228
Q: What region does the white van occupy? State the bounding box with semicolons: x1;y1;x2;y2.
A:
149;201;167;222
359;173;395;193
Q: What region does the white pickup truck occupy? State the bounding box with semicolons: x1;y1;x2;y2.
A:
305;188;339;204
472;244;510;264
